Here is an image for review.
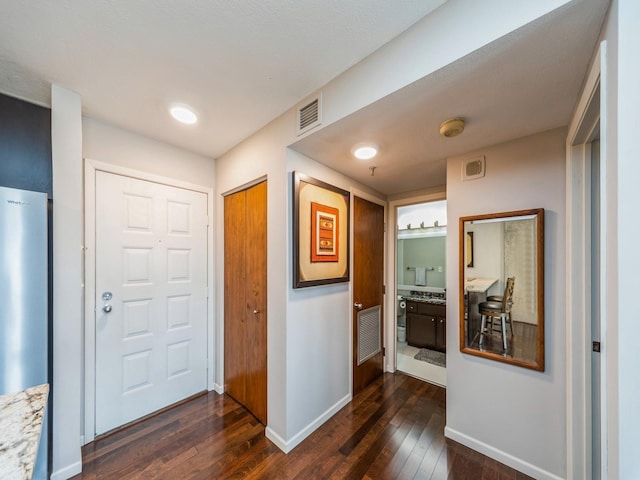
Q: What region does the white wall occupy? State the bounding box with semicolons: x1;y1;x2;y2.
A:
51;114;215;479
47;0;620;475
83;118;215;187
602;6;620;473
215;106;383;450
214;111;290;443
51;85;83;480
285;149;382;444
574;3;640;476
445;128;567;480
612;0;640;477
219;0;578;454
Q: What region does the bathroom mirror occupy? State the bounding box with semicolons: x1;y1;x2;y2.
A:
459;208;544;371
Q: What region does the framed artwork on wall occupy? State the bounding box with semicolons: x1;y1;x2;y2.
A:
292;171;350;288
466;231;474;267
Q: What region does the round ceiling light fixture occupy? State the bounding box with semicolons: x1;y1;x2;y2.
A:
170;104;198;125
351;143;379;160
439;117;465;138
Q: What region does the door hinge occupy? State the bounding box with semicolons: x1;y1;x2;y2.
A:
592;341;601;353
383;285;386;294
382;347;386;357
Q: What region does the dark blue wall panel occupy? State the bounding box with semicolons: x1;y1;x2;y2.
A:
0;92;52;197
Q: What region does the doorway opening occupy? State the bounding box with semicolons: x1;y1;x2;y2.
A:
395;200;446;386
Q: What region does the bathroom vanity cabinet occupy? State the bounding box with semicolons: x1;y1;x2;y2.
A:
406;301;446;352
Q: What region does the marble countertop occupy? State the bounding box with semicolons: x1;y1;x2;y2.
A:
0;384;49;480
402;296;446;305
465;277;499;293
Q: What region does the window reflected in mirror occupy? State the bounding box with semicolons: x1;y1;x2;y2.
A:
459;209;544;371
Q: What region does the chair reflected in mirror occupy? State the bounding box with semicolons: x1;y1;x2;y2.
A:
478;277;515;352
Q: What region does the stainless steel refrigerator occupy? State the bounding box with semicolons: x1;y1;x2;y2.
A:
0;186;49;479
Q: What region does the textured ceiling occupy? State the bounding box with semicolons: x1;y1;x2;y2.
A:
0;1;611;198
291;0;610;196
0;0;445;159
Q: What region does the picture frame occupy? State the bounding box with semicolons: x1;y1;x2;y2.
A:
466;231;474;267
292;171;350;288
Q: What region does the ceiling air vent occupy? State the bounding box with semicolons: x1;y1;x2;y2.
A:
296;94;322;136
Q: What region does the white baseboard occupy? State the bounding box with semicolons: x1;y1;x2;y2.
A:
444;427;564;480
266;393;352;454
212;383;224;394
265;427;288;452
50;460;83;480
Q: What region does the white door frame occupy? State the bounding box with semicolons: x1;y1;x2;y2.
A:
566;41;606;479
83;158;215;443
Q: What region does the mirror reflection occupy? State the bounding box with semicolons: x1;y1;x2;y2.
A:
459;209;544;371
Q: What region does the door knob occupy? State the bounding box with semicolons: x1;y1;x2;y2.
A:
103;304;112;313
354;302;363;310
253;309;259;315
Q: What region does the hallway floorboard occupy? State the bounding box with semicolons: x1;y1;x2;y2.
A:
73;372;533;479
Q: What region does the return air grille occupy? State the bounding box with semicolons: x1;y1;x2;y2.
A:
296;94;322;136
357;305;381;365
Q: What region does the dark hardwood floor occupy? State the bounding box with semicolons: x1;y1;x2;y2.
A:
73;373;533;479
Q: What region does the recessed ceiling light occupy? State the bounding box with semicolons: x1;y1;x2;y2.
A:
352;143;379;160
170;104;198;124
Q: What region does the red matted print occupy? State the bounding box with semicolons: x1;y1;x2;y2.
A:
292;171;350;288
311;202;339;262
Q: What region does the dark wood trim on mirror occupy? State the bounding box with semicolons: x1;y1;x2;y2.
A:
459;208;545;371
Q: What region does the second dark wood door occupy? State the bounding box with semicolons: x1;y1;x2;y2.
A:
224;180;267;424
353;196;385;395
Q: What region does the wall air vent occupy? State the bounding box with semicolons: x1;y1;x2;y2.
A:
296;94;322;136
462;156;486;181
357;305;381;365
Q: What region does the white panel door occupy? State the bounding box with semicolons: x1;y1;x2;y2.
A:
95;171;208;434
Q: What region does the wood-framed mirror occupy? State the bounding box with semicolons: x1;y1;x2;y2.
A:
459;208;544;371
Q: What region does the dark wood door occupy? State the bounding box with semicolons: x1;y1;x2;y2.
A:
244;181;268;423
353;196;385;395
224;188;246;409
224;181;267;424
